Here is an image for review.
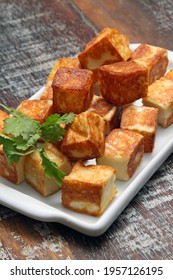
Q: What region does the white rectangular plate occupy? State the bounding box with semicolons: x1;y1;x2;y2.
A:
0;44;173;236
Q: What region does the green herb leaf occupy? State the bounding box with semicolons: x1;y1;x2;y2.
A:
13;133;41;150
0;134;22;165
41;125;65;143
0;103;41;148
55;112;75;125
4;114;40;141
40;112;74;143
0;103;74;183
40;148;65;186
40;114;61;128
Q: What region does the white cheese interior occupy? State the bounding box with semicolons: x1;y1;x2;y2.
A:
69;201;99;213
87;52;115;70
101;175;117;211
143;99;173;127
69;174;117;214
126;124;154;133
97;156;129;181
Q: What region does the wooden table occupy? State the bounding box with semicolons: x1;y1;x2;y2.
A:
0;0;173;260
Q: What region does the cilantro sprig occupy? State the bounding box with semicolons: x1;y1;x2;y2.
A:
0;103;74;185
40;148;65;186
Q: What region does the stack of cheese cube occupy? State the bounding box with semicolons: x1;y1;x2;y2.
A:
0;27;172;217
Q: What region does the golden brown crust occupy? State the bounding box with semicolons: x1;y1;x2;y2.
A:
0;146;25;184
40;57;81;101
62;161;117;216
145;78;173;106
84;28;112;50
0;148;17;183
127;137;144;177
17;99;54;124
52;67;94;114
40;83;54;101
121;106;158;128
104;128;143;158
78;27;131;71
56;57;81;69
62;180;102;203
141;132;156;153
24;143;72;196
88;95;118;134
89;95;116;117
61;111;105;160
0;111;25;184
64;160;116;185
0;110;9;133
100;59;146;73
129;44;168;84
97;129;144;180
98;61;148;106
53;67;94;91
164;69;173;80
120;105;158;152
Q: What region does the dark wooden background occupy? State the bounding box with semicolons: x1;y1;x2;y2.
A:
0;0;173;259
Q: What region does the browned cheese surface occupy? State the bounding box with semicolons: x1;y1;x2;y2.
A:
0;0;173;259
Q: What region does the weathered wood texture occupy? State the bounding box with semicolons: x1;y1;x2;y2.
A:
0;0;96;107
0;0;173;260
74;0;173;49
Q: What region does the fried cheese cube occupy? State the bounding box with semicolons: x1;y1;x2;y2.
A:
52;67;94;114
0;110;9;133
120;105;158;152
130;44;168;84
41;57;81;100
0;110;25;184
97;129;144;180
98;61;148;106
61;111;105;161
78;27;131;72
164;68;173;80
88;95;118;135
0;146;25;184
62;161;117;216
24;143;72;196
17;99;53;124
143;78;173;128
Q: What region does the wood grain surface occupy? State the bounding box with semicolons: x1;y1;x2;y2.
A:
73;0;173;49
0;0;173;260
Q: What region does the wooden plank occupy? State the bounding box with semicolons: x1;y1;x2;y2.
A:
0;206;75;260
73;0;173;49
0;0;96;108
